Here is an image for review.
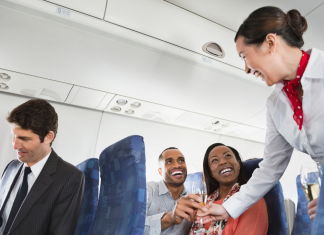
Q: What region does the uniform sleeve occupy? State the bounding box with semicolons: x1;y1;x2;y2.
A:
233;198;268;235
144;184;166;235
223;105;294;219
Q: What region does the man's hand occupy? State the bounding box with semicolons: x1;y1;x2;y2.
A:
161;194;206;230
196;203;230;224
308;198;318;220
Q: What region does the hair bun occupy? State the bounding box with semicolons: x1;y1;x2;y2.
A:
286;9;308;38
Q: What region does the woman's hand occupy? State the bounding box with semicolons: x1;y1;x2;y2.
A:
196;203;230;223
308;198;318;220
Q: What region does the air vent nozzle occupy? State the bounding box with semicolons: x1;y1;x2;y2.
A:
0;73;11;82
202;42;225;58
0;83;9;90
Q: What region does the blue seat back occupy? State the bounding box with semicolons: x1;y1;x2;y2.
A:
184;172;203;193
312;165;324;235
292;173;318;235
75;158;99;235
88;135;146;235
243;159;288;235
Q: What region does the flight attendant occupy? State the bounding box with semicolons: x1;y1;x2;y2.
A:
197;6;324;234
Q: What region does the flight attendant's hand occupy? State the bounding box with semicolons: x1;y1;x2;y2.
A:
196;203;230;223
308;197;318;220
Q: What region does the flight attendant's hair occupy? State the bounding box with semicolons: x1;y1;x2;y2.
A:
203;143;247;196
234;6;308;49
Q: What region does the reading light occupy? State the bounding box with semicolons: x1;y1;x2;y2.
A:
0;83;9;90
130;102;141;108
221;123;230;127
116;99;127;105
125;109;135;115
0;73;11;81
111;106;121;112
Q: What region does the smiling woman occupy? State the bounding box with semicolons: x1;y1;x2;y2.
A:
190;143;268;235
214;7;324;232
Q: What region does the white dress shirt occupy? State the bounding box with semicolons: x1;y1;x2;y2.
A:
0;150;51;234
223;48;324;219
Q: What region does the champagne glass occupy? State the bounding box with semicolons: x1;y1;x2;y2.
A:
316;161;323;183
192;181;210;234
301;162;321;202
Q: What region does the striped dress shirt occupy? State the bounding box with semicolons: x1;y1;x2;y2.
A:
145;180;192;235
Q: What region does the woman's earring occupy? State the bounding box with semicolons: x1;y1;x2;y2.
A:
271;51;274;55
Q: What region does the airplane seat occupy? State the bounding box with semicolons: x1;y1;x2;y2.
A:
243;159;288;235
285;199;296;235
312;166;324;235
184;172;203;193
87;135;146;235
292;174;316;235
74;158;99;235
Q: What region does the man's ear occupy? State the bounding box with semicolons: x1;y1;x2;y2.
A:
158;168;162;176
44;131;55;145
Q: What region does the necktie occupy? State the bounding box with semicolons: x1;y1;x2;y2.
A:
3;167;32;235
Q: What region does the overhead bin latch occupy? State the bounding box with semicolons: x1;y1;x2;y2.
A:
202;42;225;58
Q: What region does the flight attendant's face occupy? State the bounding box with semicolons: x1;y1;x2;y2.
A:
11;125;54;167
236;35;284;86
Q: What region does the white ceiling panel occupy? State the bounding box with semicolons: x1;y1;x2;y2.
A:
246;129;266;143
67;87;109;109
0;4;272;124
304;3;324;52
0;69;72;102
46;0;107;18
242;108;267;129
165;0;324;32
105;0;244;69
203;118;264;142
173;112;214;128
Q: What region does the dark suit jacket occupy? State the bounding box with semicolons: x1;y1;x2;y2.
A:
0;150;85;235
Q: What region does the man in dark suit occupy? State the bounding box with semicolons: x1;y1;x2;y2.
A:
0;99;85;235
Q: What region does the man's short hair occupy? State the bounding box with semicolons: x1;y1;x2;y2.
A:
7;99;58;146
158;147;179;165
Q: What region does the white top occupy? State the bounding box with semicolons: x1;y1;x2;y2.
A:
0;150;51;233
223;48;324;219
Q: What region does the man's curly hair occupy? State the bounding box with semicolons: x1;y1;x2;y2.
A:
7;99;58;146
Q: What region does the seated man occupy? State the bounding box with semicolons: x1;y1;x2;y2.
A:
145;147;204;235
0;99;84;235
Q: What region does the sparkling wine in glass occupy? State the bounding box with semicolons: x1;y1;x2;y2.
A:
192;181;210;234
301;162;321;202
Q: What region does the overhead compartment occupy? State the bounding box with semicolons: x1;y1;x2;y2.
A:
46;0;108;18
65;86;115;109
0;69;73;102
104;0;244;69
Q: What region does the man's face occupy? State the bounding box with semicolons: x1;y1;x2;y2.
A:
11;125;52;167
159;149;187;187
